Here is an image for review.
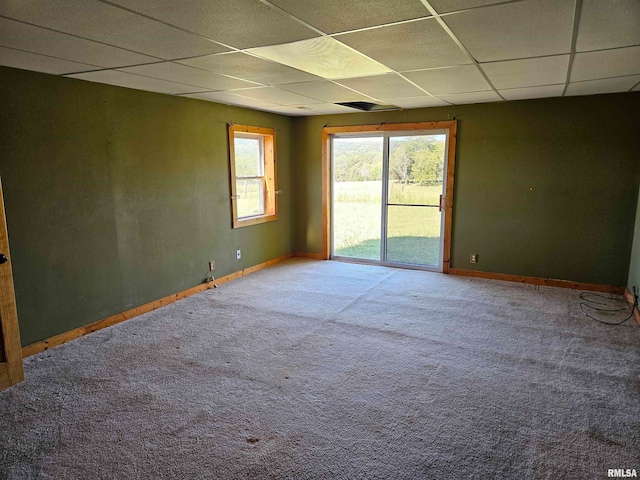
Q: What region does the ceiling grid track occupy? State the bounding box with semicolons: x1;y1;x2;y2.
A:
392;72;454;105
562;0;584;96
417;0;506;102
0;0;638;114
0;14;168;66
96;0;237;52
257;0;326;36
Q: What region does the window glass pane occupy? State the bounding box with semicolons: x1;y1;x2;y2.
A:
236;178;264;218
388;135;446;205
234;137;263;177
386;205;441;266
332;136;383;260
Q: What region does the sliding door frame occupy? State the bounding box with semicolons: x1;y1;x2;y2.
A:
321;121;457;273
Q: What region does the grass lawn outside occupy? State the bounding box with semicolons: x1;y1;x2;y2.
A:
333;182;443;266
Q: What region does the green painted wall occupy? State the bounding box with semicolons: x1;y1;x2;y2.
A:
0;66;294;346
2;65;639;346
294;93;640;287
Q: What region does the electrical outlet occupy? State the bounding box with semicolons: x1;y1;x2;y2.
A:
470;253;478;264
236;249;241;260
209;261;215;271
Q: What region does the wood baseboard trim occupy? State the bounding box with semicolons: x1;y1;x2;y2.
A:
624;289;640;327
449;268;624;295
294;252;325;260
210;253;295;287
22;252;295;358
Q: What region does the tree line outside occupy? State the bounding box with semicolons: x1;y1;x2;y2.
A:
333;135;445;186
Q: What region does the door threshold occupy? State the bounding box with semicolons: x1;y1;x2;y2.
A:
331;255;442;273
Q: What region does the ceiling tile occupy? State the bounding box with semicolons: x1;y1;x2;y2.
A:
0;0;229;59
429;0;515;14
481;55;570;90
106;0;318;49
634;82;640;92
268;0;429;34
565;76;640;96
437;90;502;104
443;0;575;62
265;104;361;116
250;106;305;116
571;46;640;82
0;17;157;69
336;18;471;71
403;65;490;94
67;70;206;94
120;62;258;90
278;81;373;103
302;104;364;114
229;87;322;106
1;0;633;113
181;91;280;108
337;74;427;99
0;46;96;75
178;53;321;85
499;84;565;101
380;96;451;108
247;37;392;80
577;0;640;51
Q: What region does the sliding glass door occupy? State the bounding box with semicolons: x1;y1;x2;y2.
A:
332;136;384;261
332;131;448;271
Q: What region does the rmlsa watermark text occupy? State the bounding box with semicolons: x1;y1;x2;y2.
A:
608;469;637;478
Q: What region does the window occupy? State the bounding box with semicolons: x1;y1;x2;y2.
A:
228;124;278;228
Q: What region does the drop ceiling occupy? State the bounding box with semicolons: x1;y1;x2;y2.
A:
0;0;638;116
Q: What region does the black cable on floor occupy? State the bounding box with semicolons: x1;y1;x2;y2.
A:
579;287;637;326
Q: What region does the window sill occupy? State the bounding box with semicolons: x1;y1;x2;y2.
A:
233;213;278;229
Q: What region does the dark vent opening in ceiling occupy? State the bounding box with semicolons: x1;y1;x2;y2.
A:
336;101;401;112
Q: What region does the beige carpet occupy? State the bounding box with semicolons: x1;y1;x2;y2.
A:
1;258;639;479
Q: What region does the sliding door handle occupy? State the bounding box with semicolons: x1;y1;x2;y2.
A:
438;195;443;212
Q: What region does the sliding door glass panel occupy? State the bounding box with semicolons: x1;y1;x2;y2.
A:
387;206;441;266
388;135;446;206
333;136;383;260
386;134;446;267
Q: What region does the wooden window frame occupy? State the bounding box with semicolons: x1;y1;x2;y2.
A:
228;124;278;228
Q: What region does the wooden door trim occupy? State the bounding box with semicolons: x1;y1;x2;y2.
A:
321;129;330;260
321;121;457;272
442;121;457;273
0;177;24;390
